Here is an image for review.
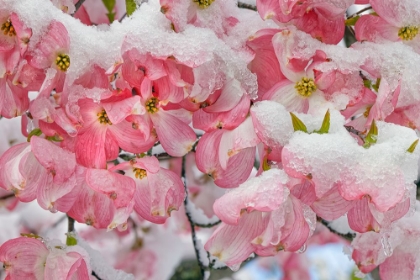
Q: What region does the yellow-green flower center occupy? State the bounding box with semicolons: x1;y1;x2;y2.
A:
1;20;15;36
1;20;16;37
133;168;147;179
295;77;317;97
145;97;159;114
398;26;419;41
56;54;70;72
193;0;215;8
97;110;112;125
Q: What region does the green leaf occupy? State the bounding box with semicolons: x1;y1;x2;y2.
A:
66;236;77;246
363;120;378;148
126;0;137;16
106;12;115;22
289;112;308;133
407;139;419;153
46;135;63;142
102;0;116;12
27;128;42;142
372;78;381;92
314;110;330;134
345;15;360;26
363;79;371;89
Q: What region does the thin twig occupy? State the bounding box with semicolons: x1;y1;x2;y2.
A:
347;6;373;19
194;220;221;228
91;271;103;280
238;2;257;11
182;156;209;279
74;0;86;14
67;216;75;232
0;193;15;200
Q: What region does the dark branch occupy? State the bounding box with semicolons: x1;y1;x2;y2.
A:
0;193;15;200
74;0;86;14
67;216;75;232
347;6;373;19
92;271;103;280
319;219;355;241
182;156;209;278
194;220;221;228
238;2;257;11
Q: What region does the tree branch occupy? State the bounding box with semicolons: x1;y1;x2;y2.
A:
74;0;86;14
319;219;355;241
238;2;257;11
182;156;210;279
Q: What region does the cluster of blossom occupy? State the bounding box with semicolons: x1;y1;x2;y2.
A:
0;0;420;279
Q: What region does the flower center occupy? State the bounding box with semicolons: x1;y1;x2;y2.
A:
56;54;70;72
363;106;372;118
97;110;112;125
295;77;317;97
1;20;15;36
133;168;147;179
145;97;159;113
193;0;215;8
398;26;419;41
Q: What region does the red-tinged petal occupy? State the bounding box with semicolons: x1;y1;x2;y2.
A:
29;96;56;123
294;11;345;44
152;111;196;157
256;0;282;20
348;197;381;233
75;125;107;169
108;200;134;231
148;168;185;218
218;117;260;169
86;169;136;208
205;211;268;270
10;13;32;56
214;147;255;188
214;169;289;225
154;76;185;104
131;156;160;174
263;80;308;113
44;248;89;280
68;183;115;229
133;176;166;224
0;78;29;118
193;94;250;132
247;28;284;98
0;237;48;280
204;79;245;113
290;179;317;205
103;96;144;124
311;185;355;221
355;15;400;42
370;0;402;27
278;196;311;252
109;121;155;154
379;252;415;280
30;136;76;182
385;198;410;223
195;130;223;176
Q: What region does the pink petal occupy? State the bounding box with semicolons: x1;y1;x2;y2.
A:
355;15;400;42
86;169;136;208
205;211;268;270
109;121;155;154
311;185;355;221
75;125;107;169
0;237;48;280
204;79;245;113
214;169;289;225
103;95;144;124
151;111;196;157
348;197;380;233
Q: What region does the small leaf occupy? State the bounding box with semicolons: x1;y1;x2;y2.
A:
66;236;77;246
314;110;330;134
290;112;308;133
46;135;63;142
106;12;115;22
126;0;137;16
27;128;42;142
372;78;381;92
262;156;271;171
363;79;371;89
102;0;116;12
345;16;360;26
407;139;419;153
363;120;378;148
